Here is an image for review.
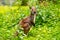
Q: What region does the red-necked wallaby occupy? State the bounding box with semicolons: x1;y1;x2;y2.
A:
19;6;37;35
14;6;37;36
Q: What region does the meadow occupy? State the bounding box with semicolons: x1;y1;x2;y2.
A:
0;2;60;40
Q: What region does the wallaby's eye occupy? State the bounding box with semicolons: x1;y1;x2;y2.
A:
34;12;36;13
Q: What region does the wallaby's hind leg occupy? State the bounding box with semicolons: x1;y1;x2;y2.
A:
24;26;30;35
23;23;30;35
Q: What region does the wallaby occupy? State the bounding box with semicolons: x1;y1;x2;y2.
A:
14;6;37;36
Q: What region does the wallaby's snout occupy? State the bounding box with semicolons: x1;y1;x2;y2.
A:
30;6;36;15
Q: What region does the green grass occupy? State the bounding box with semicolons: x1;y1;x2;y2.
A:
0;3;60;40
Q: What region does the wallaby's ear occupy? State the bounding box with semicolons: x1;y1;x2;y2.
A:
29;6;31;9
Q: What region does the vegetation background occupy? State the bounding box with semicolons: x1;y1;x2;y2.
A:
0;0;60;40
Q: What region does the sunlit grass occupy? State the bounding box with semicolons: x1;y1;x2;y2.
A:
0;3;60;40
0;6;18;13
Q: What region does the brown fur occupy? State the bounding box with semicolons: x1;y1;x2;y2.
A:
14;6;37;36
19;6;36;35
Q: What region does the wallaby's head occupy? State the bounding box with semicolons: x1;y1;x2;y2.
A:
30;6;36;15
29;6;37;23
